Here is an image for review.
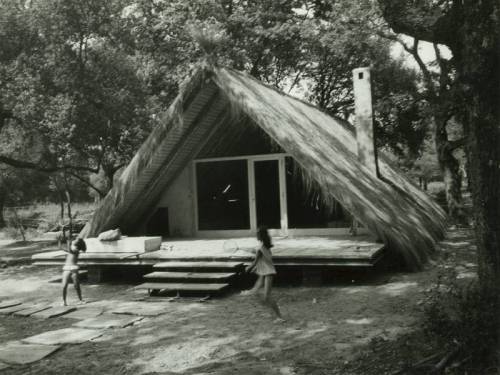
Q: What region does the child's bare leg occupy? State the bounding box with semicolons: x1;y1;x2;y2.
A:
251;275;264;292
71;272;83;302
263;275;283;319
61;271;71;306
241;275;263;295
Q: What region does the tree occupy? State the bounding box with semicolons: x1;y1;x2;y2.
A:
378;0;500;363
125;0;308;97
297;1;429;159
318;0;465;218
0;109;89;229
0;0;153;197
386;36;465;219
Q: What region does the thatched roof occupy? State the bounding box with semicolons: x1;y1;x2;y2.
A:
80;66;446;269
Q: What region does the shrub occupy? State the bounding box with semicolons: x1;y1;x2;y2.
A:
2;224;23;240
422;269;499;370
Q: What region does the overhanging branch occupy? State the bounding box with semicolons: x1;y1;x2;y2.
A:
0;155;99;174
377;0;462;48
67;170;106;197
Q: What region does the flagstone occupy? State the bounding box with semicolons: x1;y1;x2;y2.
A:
23;328;104;345
31;305;76;318
13;304;52;317
0;304;28;315
0;342;60;364
0;300;23;309
73;314;143;329
62;307;104;320
111;302;169;317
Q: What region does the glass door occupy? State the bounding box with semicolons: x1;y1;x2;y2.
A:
253;159;281;229
196;160;250;230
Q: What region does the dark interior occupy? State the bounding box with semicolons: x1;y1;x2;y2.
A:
146;207;170;237
196;159;250;230
285;157;349;228
196;119;283;159
254;159;281;229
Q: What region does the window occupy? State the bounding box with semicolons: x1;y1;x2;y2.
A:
196;160;250;230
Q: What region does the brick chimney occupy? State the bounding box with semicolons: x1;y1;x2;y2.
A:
352;67;378;176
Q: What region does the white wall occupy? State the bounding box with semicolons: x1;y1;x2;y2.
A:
155;164;195;237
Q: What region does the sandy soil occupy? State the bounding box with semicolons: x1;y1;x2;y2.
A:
0;228;477;375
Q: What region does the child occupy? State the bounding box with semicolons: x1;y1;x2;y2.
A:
242;227;284;322
61;237;86;306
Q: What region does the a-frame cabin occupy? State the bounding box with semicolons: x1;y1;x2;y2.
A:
34;66;446;292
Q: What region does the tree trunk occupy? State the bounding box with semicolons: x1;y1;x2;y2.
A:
454;1;500;363
58;192;65;249
65;189;73;240
104;169;114;191
463;91;500;291
435;117;462;219
102;164;121;192
0;184;6;228
376;0;500;364
455;1;500;294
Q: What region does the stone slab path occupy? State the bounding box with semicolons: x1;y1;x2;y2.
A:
31;305;76;319
0;300;23;309
0;304;29;315
111;302;169;317
0;342;60;364
13;304;52;317
74;314;143;329
62;306;104;320
23;328;104;345
0;298;153;370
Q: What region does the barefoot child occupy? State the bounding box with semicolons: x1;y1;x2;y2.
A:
62;238;86;306
243;227;284;321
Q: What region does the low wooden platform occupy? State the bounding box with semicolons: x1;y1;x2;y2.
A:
136;282;229;293
144;271;235;280
138;261;242;295
153;261;244;270
32;235;385;268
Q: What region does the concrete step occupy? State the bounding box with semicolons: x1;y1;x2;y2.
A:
143;271;235;281
153;261;244;270
136;282;229;293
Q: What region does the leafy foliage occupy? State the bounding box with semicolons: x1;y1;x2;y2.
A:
422;269;499;370
0;0;437;206
0;0;153;193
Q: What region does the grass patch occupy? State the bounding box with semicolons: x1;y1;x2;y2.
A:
2;202;96;240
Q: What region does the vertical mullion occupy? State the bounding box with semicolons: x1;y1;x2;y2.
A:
248;159;257;232
279;156;288;235
191;161;199;236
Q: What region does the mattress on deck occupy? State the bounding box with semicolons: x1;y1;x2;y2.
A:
85;237;161;253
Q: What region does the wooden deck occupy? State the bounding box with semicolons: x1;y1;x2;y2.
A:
32;235;385;268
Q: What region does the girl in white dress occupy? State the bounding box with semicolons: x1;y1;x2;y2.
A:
243;227;284;321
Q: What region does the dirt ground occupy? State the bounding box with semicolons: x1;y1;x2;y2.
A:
0;228;477;375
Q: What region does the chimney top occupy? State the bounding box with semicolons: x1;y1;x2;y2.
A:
352;67;378;176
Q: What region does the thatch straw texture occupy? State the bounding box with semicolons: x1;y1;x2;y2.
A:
82;66;446;269
211;68;446;269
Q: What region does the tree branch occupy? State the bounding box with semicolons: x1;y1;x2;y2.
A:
0;155;99;173
67;170;106;197
377;0;463;48
449;137;465;151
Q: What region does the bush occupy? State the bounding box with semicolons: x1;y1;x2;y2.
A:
2;225;23;240
431;188;448;212
422;269;499;370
